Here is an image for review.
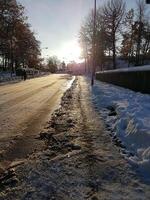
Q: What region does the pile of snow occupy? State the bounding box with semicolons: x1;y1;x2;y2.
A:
0;72;20;82
91;79;150;178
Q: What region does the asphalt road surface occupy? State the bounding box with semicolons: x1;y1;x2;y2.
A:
0;74;74;171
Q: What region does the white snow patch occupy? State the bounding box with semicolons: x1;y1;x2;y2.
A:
66;76;76;89
91;79;150;178
97;64;150;73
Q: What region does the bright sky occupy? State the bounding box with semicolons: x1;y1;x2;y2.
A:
18;0;137;63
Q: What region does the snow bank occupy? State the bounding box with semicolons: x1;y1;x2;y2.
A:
91;79;150;179
0;72;20;83
97;65;150;74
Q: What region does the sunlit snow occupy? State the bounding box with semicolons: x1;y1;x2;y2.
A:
91;79;150;179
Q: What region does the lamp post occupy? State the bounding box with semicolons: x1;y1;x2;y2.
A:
91;0;97;86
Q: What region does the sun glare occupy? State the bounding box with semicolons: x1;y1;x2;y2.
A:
57;40;83;63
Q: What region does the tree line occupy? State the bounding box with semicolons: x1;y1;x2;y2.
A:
0;0;41;73
79;0;150;71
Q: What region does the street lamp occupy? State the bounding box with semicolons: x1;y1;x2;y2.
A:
91;0;97;86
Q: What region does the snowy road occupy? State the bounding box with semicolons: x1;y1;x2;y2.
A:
0;74;73;167
1;76;150;200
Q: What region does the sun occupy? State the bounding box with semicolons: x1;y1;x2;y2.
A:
57;40;83;63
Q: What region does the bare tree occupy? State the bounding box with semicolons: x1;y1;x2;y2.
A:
121;9;135;66
79;9;110;72
102;0;125;69
79;13;95;73
135;0;146;65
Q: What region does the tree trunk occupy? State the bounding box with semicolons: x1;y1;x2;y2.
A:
112;32;116;69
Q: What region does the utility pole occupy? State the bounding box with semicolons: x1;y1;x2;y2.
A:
91;0;97;86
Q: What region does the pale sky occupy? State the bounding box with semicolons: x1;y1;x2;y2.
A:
18;0;137;63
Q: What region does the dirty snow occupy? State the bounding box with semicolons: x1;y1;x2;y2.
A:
91;79;150;180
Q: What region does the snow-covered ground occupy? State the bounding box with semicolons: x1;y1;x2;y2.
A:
0;71;21;82
0;71;49;83
97;64;150;74
2;76;150;200
91;79;150;180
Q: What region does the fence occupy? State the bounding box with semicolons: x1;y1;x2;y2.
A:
96;70;150;94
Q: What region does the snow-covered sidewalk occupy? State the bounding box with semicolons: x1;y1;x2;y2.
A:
91;79;150;180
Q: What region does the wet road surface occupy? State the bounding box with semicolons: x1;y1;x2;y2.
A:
0;74;73;171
